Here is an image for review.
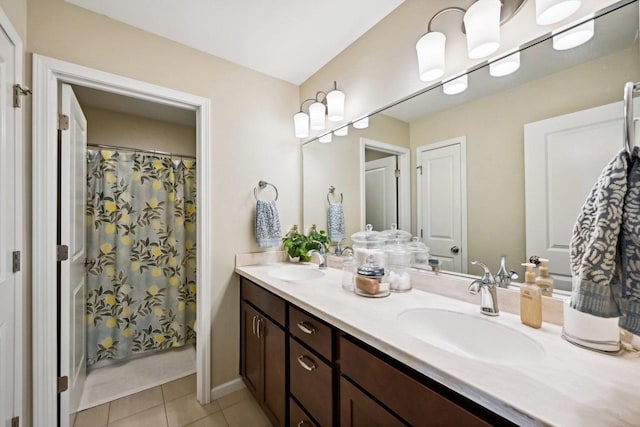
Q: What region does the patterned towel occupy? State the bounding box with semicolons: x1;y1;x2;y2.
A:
255;200;282;248
570;147;640;335
327;201;345;243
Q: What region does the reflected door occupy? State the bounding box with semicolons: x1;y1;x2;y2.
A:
524;99;639;291
365;156;397;231
417;138;466;273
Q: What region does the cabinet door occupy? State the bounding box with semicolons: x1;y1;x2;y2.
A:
241;302;261;399
262;315;286;427
340;377;405;427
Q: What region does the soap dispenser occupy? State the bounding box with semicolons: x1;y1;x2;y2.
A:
520;263;542;329
535;258;554;297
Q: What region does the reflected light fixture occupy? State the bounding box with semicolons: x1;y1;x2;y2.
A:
552;19;594;51
489;51;521;77
319;133;332;143
443;75;468;95
334;126;349;136
353;117;369;129
536;0;582;26
293;81;345;138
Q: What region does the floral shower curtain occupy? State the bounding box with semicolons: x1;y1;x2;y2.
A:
85;149;197;365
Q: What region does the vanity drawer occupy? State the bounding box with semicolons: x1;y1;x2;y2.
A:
339;336;491;427
289;306;333;360
290;338;333;427
241;277;285;327
289;398;318;427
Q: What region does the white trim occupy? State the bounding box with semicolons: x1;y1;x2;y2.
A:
359;138;411;231
415;137;468;274
0;4;24;425
210;377;246;400
32;54;213;427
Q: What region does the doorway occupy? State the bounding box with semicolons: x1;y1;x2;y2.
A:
32;55;213;427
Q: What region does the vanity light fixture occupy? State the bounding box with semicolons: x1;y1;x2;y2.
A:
319;133;332;143
536;0;582;26
552;19;594;51
464;0;502;59
489;51;521;77
334;126;349;136
293;81;345;138
353;117;369;129
443;75;468;95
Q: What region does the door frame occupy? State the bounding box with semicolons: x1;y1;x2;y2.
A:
415;137;468;274
32;54;213;426
359;138;410;231
0;5;24;426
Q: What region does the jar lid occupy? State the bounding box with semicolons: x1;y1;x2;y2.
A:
351;224;386;244
382;223;412;243
357;254;385;277
407;237;430;251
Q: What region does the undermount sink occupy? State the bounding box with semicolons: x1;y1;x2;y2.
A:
397;308;545;365
268;265;325;282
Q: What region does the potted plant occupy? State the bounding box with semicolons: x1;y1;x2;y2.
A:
282;225;330;262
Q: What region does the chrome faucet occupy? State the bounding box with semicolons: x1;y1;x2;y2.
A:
468;261;499;316
495;255;519;288
307;243;327;269
334;238;353;256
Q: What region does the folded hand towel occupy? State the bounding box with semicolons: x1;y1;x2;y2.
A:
570;148;629;319
327;201;345;243
255;200;282;248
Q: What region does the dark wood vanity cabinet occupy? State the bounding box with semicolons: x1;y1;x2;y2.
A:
239;277;513;427
240;278;286;427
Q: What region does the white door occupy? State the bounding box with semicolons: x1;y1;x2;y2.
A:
59;84;88;427
365;156;397;231
0;16;20;427
417;138;467;273
524;100;639;291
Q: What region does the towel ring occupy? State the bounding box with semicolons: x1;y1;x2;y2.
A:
327;185;343;203
254;180;278;201
623;81;640;155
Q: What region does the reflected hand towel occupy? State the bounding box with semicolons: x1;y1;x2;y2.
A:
255;200;282;248
328;201;345;243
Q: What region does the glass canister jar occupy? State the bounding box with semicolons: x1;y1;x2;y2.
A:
351;224;386;270
354;254;390;297
407;237;430;270
382;224;412;292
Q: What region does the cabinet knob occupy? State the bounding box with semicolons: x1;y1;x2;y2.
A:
297;321;316;335
297;355;317;372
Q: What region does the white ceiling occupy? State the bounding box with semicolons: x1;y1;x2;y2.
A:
64;0;405;85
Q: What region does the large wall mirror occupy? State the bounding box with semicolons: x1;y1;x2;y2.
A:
302;0;639;294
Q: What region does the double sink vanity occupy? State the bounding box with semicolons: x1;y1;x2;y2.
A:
235;253;640;427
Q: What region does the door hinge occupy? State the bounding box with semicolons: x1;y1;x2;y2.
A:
416;165;423;175
394;169;400;178
57;376;69;393
13;84;31;108
421;229;424;238
12;251;20;273
11;416;19;427
58;113;69;131
56;245;69;262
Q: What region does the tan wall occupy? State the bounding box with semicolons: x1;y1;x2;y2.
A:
83;106;197;156
28;0;300;398
365;149;395;162
303;113;409;240
410;46;640;276
301;0;620;136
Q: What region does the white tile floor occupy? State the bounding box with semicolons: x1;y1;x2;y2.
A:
74;374;272;427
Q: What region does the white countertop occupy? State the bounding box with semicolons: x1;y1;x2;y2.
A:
235;262;640;427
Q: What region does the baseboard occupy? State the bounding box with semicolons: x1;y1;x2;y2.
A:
210;377;246;400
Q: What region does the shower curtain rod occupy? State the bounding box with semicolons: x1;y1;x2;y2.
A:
87;143;197;160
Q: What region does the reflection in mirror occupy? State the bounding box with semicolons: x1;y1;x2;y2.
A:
302;1;639;294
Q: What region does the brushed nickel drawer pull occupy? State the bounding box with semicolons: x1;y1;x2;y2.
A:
252;315;257;336
297;355;317;371
297;321;316;335
256;318;263;338
297;421;307;427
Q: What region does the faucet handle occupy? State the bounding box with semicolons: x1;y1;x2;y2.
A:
471;260;494;283
468;279;483;295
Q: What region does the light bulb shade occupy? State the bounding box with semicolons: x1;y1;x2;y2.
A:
319;133;332;143
293;111;309;138
326;89;345;121
489;52;521;77
309;101;326;130
334;126;348;136
552;20;594;51
443;75;468;95
353;117;369;129
536;0;581;26
464;0;502;59
416;32;446;81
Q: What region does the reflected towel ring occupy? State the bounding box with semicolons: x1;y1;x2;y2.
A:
327;185;343;203
254;180;279;201
623;81;640;155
